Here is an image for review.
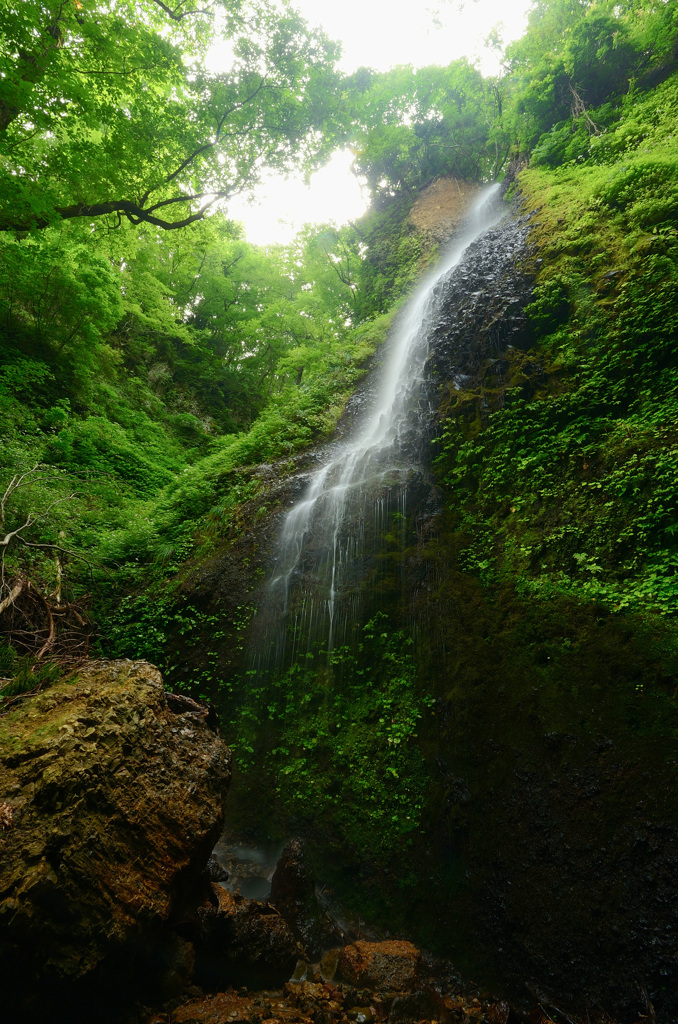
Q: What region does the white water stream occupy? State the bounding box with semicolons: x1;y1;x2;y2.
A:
254;184;505;673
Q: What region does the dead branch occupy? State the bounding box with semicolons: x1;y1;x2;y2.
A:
19;542;112;575
0;576;92;663
569;84;602;136
0;464;40;527
34;590;55;660
0;578;25;616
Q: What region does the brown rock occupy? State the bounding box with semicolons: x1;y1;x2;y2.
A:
389;987;449;1024
408;178;481;245
270;838;344;959
320;947;341;981
337;941;422;992
194;883;304;990
0;659;231;1017
168;991;256;1024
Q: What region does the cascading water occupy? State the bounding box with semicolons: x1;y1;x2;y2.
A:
249;184;506;678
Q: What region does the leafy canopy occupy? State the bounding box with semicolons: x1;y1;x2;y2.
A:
0;0;342;231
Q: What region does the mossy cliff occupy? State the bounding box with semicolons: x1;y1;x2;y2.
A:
70;68;678;1024
160;102;678;1018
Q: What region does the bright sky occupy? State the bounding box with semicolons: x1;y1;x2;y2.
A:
223;0;532;245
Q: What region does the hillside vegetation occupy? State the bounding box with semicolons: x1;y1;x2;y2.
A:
3;0;678;1014
0;0;674;671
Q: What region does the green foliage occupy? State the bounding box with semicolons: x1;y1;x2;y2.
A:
597;157;678;228
0;0;343;232
347;61;505;203
48;417;178;496
224;613;435;861
531;103;621;167
503;0;678;156
0;659;63;699
0;640;16;678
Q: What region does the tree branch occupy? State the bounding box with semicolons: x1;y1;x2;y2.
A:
1;195;226;233
0;579;25;617
150;0;213;21
18;542;111;575
35;592;56;660
139;76;268;206
0;465;40;527
569;84;602;136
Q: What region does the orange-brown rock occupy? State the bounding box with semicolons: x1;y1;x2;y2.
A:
337;940;421;992
148;991;256;1024
408;177;481;244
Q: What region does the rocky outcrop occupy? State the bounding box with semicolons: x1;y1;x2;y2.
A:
191;883;304;990
0;659;231;1019
270;838;345;959
408;177;481;246
426;205;535;412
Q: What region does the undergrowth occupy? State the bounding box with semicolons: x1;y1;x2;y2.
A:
221;612;435;864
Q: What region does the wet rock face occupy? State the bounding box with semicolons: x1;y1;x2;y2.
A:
464;748;678;1018
192;884;304;990
270;838;345;959
426;213;534;408
0;660;231;1016
337;941;422;992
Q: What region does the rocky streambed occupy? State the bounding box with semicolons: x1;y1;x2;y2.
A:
148;939;526;1024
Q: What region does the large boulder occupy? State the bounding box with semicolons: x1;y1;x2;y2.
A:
0;659;231;1018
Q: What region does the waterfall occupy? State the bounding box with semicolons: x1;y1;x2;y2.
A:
250;184;506;677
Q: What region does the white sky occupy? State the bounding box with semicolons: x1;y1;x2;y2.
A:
222;0;532;245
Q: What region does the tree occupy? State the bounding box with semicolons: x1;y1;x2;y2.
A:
345;60;503;204
502;0;678;153
0;0;343;233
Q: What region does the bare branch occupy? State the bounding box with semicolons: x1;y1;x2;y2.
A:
0;519;38;549
0;464;40;527
0;579;25;616
1;494;78;550
569;84;602;136
18;542;111;575
36;600;55;660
